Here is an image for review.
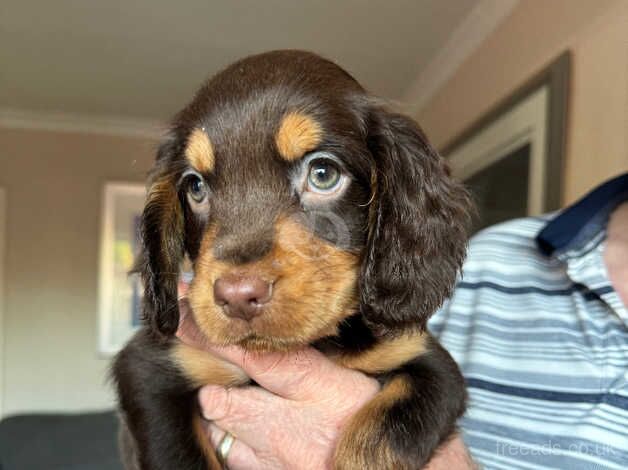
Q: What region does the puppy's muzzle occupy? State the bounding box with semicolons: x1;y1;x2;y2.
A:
213;273;274;321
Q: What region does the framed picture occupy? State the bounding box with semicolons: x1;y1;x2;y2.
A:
0;187;6;415
98;183;146;355
442;52;570;233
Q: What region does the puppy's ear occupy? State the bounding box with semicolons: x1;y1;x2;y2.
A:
136;137;185;336
360;108;471;335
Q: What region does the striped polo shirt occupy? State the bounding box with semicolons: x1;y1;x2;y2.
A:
429;173;628;470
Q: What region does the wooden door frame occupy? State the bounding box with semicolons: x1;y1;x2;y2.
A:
442;52;570;211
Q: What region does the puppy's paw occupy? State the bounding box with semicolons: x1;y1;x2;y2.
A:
333;376;422;470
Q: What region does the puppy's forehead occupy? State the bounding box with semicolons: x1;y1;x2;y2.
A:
178;51;366;171
183;104;324;175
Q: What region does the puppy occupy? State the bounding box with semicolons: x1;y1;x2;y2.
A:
112;50;471;470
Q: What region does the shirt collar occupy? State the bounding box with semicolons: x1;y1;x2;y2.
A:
537;173;628;256
536;173;628;325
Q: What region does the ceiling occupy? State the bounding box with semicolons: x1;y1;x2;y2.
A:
1;0;480;121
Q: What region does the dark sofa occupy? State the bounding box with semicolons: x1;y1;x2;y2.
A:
0;411;123;470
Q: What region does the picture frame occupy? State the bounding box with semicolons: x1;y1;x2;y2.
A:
442;52;570;232
0;187;6;416
98;182;146;355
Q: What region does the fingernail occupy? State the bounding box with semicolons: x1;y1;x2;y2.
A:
198;385;229;421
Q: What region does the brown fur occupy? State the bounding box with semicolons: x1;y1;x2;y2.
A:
193;415;222;469
112;50;470;470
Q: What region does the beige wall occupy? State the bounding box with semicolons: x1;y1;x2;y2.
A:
418;0;628;205
0;128;156;416
3;1;628;415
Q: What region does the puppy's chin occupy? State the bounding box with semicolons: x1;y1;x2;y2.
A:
189;304;351;352
236;330;337;352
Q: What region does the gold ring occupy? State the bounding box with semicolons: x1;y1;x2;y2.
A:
216;431;235;469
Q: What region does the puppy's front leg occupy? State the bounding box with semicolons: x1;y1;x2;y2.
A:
112;329;248;470
334;337;466;470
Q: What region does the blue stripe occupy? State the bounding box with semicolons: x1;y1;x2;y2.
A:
470;390;628;421
469;395;628;436
438;321;626;349
464;251;561;271
469;400;628;438
464;425;628;469
462;363;624;391
460;271;571;287
456;280;603;301
466;378;628;411
443;337;628;368
439;307;627;336
593;286;615;296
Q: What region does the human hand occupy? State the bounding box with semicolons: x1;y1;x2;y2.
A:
176;282;474;469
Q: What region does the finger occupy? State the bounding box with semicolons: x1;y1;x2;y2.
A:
177;279;347;398
199;384;277;449
177;316;373;401
178;280;190;298
175;297;214;350
176;280;214;350
203;345;348;400
203;421;261;470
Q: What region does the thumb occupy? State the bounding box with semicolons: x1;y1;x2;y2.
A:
208;346;340;400
198;384;278;450
199;384;240;422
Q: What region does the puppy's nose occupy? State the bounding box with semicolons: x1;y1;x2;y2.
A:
213;275;272;321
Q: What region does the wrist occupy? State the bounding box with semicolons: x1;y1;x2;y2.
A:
424;435;475;470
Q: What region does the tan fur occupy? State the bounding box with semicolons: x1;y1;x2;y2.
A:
185;128;215;173
367;168;378;242
334;331;427;374
188;217;359;350
146;176;183;252
171;343;249;388
146;176;174;207
275;112;322;161
334;376;412;470
192;415;222;470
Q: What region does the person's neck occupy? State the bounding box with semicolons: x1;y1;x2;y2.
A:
604;202;628;309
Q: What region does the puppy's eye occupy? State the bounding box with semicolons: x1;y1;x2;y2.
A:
307;159;341;193
188;176;208;203
180;170;210;214
293;152;349;203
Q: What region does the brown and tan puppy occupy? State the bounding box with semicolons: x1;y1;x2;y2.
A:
112;50;472;470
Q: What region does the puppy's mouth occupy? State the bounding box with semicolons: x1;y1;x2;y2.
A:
187;276;356;352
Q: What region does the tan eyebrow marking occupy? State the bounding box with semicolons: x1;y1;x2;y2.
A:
185;128;214;172
275;112;322;161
